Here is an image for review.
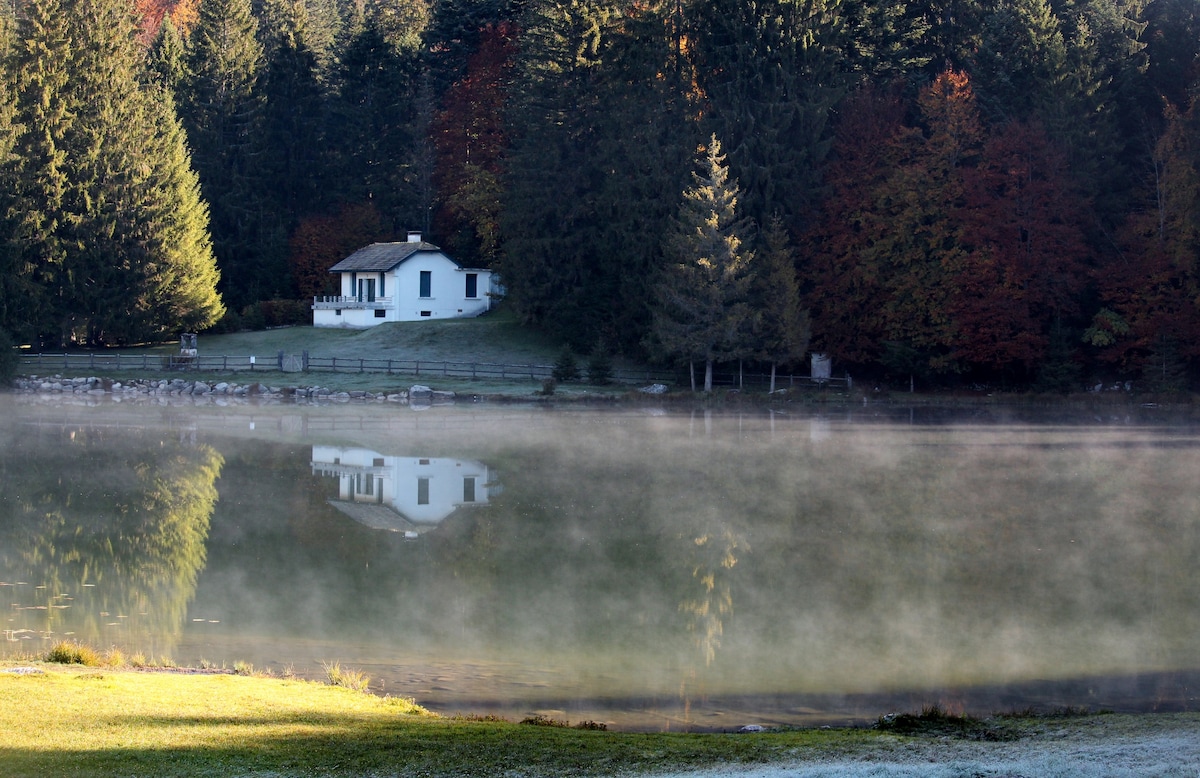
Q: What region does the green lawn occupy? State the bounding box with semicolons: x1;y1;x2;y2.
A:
0;662;875;778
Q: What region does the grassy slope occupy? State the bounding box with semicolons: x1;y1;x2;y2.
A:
181;309;568;366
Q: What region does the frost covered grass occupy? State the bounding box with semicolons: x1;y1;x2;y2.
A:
3;660;1199;778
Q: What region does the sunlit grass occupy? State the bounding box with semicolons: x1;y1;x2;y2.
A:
2;660;1197;777
0;660;880;777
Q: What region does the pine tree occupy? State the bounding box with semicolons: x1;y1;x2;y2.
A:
649;135;754;392
503;0;698;353
751;215;811;392
692;0;844;232
147;14;187;95
330;11;425;233
259;0;327;232
6;0;73;344
182;0;269;309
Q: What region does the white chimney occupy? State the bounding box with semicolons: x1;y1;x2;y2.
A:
407;231;422;243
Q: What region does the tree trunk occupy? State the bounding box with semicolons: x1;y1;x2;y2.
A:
704;359;713;392
690;360;696;392
769;361;777;394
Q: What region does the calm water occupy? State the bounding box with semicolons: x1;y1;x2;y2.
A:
3;395;1200;731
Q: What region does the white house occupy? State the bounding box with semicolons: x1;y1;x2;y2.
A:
311;445;496;538
312;232;496;328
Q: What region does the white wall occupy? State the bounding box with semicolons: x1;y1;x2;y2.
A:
312;253;493;328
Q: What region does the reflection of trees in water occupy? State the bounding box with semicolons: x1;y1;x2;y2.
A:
0;426;222;650
680;528;744;667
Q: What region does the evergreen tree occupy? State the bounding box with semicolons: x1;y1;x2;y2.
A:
330;10;426;234
183;0;271;309
5;0;223;345
692;0;844;232
503;0;698;353
5;0;72;344
751;215;811;392
259;0;327;230
648;135;754;392
147;14;187;94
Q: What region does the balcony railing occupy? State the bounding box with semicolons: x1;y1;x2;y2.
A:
312;295;393;310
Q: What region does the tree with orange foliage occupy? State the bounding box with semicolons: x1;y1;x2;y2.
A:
288;203;388;300
952;120;1090;372
430;22;515;267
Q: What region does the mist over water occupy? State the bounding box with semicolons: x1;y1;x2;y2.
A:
3;396;1200;730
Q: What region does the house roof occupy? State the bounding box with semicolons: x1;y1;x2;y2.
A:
328;241;454;273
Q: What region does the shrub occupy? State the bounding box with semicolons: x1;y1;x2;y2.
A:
46;641;102;666
323;661;371;692
551;346;580;382
520;714;568;728
0;329;19;384
586;341;613;385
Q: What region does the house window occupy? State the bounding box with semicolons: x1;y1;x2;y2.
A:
417;477;430;506
373;458;385;467
335;309;341;316
421;311;431;317
374;309;385;318
465;273;478;299
463;477;476;503
419;270;432;298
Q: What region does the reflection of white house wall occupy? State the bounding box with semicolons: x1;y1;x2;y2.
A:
311;446;491;525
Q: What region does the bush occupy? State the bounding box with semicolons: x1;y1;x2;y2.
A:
0;329;18;383
552;346;580;382
323;661;371;692
46;641;102;666
586;341;613;385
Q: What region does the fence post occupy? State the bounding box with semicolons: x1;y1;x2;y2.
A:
416;361;420;377
359;359;364;373
303;351;309;372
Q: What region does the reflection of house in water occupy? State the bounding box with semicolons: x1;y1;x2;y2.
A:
311;446;497;538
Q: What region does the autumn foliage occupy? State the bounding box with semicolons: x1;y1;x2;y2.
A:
804;70;1090;380
288;203;389;300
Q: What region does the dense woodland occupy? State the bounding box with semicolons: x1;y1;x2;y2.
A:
1;0;1199;389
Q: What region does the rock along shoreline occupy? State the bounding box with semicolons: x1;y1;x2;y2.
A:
12;375;459;406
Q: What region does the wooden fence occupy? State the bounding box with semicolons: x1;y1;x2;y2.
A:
17;352;851;391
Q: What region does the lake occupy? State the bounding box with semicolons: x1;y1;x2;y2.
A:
3;394;1199;731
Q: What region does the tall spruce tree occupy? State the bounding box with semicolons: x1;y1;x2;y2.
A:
5;0;72;344
649;135;754;392
259;0;327;236
692;0;844;233
751;215;811;392
503;0;699;353
5;0;222;345
501;0;621;341
183;0;271;309
330;9;427;234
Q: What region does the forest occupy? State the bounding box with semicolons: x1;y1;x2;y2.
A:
0;0;1198;390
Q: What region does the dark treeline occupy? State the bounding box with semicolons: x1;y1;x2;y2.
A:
1;0;1198;389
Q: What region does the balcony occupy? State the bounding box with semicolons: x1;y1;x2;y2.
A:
312;295;393;310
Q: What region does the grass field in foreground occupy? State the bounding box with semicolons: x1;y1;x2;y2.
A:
0;662;872;778
4;662;1200;777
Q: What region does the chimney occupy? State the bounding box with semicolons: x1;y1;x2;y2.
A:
407;231;422;243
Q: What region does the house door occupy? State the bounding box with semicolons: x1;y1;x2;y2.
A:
358;278;376;302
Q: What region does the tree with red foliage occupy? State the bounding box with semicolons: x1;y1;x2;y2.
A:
430;22;515;266
952;120;1090;372
288;202;388;299
801;84;906;366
